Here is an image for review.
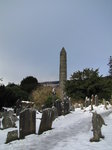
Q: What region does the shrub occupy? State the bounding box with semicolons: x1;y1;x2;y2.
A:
31;86;61;110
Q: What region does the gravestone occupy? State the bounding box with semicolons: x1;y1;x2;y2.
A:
103;99;108;109
19;108;36;139
2;116;16;129
63;96;70;115
70;105;75;111
80;103;84;110
38;108;54;135
52;106;58;121
6;130;18;143
90;112;106;142
85;97;90;107
54;100;62;116
95;95;99;106
91;95;94;111
1;109;18;129
52;88;56;106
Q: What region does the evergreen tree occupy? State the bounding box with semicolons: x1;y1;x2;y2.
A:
66;68;100;100
108;56;112;76
65;68;112;101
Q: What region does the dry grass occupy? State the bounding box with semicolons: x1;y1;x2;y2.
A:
31;86;61;109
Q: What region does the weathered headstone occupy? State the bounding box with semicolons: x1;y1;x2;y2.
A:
63;96;70;115
38;108;54;135
70;105;75;111
19;108;36;139
91;95;94;111
85;97;90;107
52;106;58;121
54;100;62;116
52;88;56;106
6;130;18;143
103;99;108;109
2;110;18;123
11;114;18;123
95;95;99;106
90;112;106;142
92;94;95;104
80;103;84;110
3;110;13;118
2;116;16;129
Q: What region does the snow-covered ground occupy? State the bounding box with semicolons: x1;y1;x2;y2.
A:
0;104;112;150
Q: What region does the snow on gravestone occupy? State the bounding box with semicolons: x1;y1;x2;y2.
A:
19;108;36;139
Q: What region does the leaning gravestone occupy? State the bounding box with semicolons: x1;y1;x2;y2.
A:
54;100;62;116
38;108;54;135
6;130;18;143
19;108;36;139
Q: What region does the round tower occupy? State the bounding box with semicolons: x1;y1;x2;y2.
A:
59;47;67;98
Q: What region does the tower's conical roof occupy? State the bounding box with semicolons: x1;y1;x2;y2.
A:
60;47;66;55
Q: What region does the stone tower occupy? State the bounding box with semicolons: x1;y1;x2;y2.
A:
59;47;67;98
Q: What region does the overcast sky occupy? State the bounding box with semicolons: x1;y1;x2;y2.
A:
0;0;112;85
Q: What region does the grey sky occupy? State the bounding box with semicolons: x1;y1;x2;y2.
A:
0;0;112;85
